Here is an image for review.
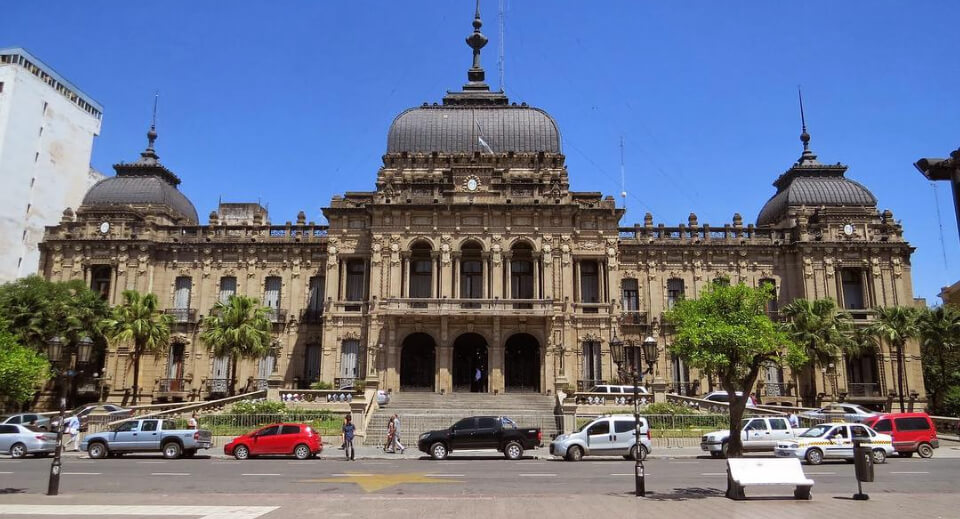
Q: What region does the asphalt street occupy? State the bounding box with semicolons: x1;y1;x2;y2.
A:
1;453;958;497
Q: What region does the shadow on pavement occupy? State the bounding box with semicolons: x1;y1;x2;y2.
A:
0;488;26;494
636;487;725;501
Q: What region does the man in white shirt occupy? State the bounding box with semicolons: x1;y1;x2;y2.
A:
65;415;81;451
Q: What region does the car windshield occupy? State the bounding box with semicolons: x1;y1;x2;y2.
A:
800;425;833;438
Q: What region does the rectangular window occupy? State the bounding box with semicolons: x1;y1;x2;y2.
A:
769;418;789;431
759;278;778;314
511;260;534;299
667;278;685;309
894;417;931;431
582;341;602;386
173;277;192;309
460;260;482;299
345;260;365;301
307;275;325;311
263;276;282;309
258;351;277;379
218;276;237;303
339;340;359;378
304;343;321;383
579;260;599;303
281;425;300;435
621;279;639;312
840;269;865;309
410;259;433;298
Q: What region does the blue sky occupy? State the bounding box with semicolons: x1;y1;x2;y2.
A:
4;1;958;304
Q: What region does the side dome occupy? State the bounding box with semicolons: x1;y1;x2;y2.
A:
82;175;198;224
387;104;561;154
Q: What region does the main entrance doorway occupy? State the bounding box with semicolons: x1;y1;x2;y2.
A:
453;333;488;392
400;333;436;391
504;333;540;392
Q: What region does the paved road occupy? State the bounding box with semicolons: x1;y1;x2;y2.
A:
1;453;957;497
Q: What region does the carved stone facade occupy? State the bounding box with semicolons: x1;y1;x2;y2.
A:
37;10;924;411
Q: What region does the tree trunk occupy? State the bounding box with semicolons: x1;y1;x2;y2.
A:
808;366;818;408
230;355;238;397
896;341;906;412
131;343;141;405
724;363;764;459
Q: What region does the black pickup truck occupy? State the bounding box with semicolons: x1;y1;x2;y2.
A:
417;416;542;460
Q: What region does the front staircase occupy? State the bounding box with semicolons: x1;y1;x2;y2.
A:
365;392;561;447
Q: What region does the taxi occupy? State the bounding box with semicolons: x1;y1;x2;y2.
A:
774;422;894;465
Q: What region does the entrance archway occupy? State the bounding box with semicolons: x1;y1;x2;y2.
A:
504;333;540;392
400;333;436;391
453;333;488;392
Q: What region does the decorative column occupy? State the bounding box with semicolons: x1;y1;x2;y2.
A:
452;254;461;299
533;255;541;299
481;253;489;298
504;252;513;299
430;253;439;298
401;254;410;298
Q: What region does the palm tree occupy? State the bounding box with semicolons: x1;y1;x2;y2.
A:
100;290;174;405
199;295;272;396
868;306;921;412
781;298;854;405
917;306;960;412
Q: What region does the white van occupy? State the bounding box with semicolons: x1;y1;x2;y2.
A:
549;414;652;461
586;385;651;405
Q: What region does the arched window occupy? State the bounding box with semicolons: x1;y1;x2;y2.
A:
510;243;534;307
666;278;684;309
460;242;483;301
759;278;777;314
409;242;433;298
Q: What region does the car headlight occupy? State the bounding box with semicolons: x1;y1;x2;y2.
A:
419;433;429;440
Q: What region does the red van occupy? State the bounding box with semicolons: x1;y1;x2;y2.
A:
863;413;938;458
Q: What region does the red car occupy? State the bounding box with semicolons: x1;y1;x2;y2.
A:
224;423;322;460
863;412;939;458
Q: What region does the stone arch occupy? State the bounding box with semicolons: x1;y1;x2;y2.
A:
452;333;488;392
458;237;485;251
504;333;541;392
508;237;538;252
404;236;437;250
400;332;436;391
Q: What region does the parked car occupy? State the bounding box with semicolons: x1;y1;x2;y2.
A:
702;391;757;408
418;416;542;460
863;412;938;458
774;422;893;465
51;403;133;430
224;423;322;460
701;416;806;457
585;385;651;405
81;418;212;459
0;424;58;458
550;414;651;461
0;413;51;431
801;403;877;423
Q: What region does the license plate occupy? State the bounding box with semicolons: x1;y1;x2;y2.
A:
701;445;709;451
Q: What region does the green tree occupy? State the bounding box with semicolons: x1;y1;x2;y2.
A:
0;327;50;410
199;295;272;396
917;305;960;414
100;290;174;405
781;298;855;406
868;306;922;411
666;282;804;459
0;276;109;353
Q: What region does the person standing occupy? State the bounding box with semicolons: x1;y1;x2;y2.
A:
187;411;198;429
65;414;81;451
391;413;405;454
342;414;356;461
788;413;799;428
384;416;395;453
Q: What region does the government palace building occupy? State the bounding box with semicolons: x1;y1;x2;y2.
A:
37;8;924;412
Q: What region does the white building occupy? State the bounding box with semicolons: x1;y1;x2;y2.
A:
0;47;103;282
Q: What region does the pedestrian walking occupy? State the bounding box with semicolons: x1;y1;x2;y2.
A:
391;413;405;454
65;414;81;451
342;414;356;461
384;416;396;453
788;412;799;428
187;411;198;429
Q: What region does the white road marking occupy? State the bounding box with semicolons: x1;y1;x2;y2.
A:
425;474;465;477
242;473;282;476
701;472;726;476
674;461;699;464
609;473;651;476
150;472;190;476
0;471;13;474
63;472;101;475
518;473;556;477
0;505;278;518
891;471;929;474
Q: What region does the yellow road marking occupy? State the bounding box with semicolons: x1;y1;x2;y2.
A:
299;472;462;492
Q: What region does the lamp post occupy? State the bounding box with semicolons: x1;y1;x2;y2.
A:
47;336;93;496
610;334;658;497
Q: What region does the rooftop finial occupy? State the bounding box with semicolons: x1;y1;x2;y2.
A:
796;87;819;165
465;0;489;87
147;91;159;151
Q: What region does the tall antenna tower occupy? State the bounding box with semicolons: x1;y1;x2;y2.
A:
498;0;505;91
620;137;627;210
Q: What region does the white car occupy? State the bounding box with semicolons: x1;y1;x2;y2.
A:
774;422;894;465
801;403;876;423
702;391;757;408
585;385;651;405
550;414;651;461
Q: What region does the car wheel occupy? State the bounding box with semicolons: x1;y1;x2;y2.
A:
234;445;250;460
430;442;448;460
805;448;823;465
917;443;934;459
294;444;311;460
872;448;886;465
900;451;914;458
10;443;27;459
504;441;523;460
162;442;182;459
720;442;729;459
566;445;583;462
88;442;108;459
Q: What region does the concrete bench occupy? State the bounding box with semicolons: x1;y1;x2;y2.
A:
726;458;814;500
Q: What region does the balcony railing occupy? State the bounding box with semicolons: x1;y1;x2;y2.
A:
621;311;647;326
300;308;324;324
157;378;186;393
164;308;197;323
761;382;787;397
380;298;553;316
573;302;612;315
254;378;269;391
847;309;876;321
848;382;881;397
206;378;229;395
264;308;287;323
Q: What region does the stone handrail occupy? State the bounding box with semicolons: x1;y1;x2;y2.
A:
105;389;267;426
380;298;553;316
666;394;787;416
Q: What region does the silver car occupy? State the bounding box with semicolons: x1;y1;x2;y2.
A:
801;403;877;424
0;424;58;458
0;413;51;431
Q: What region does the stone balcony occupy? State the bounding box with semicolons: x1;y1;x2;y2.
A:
379;298;553;316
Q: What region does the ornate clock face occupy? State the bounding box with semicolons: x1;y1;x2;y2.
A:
99;222;110;234
465;177;479;192
843;224;854;236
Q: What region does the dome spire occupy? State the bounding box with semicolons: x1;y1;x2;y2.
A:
139;92;160;164
464;0;489;90
796;87;819;165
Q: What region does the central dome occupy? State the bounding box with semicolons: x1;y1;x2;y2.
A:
387;104;561;154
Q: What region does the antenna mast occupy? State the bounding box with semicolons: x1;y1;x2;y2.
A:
498;0;505;91
620;136;627;210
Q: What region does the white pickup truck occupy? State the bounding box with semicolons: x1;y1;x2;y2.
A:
700;416;804;458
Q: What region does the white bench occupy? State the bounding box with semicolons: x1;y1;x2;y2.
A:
726;458;814;500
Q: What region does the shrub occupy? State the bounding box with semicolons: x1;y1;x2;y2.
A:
310;381;333;390
641;402;691;415
230;400;287;415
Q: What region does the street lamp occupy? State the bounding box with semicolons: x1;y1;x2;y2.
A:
610;333;658;497
914;149;960;243
47;336;93;496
